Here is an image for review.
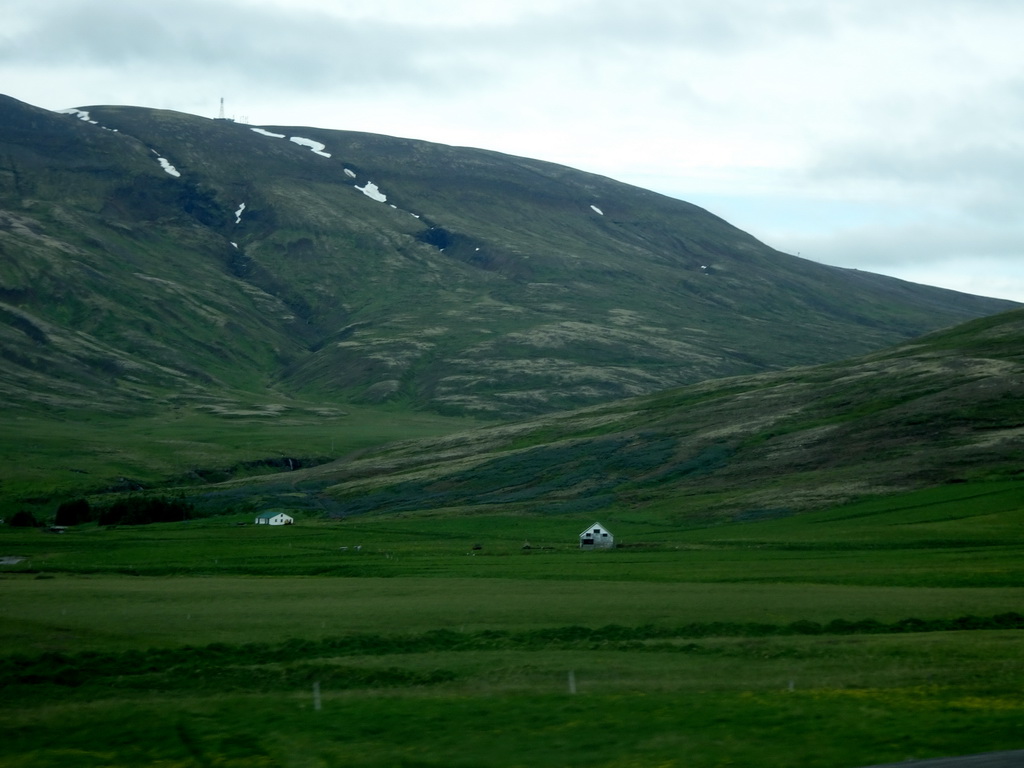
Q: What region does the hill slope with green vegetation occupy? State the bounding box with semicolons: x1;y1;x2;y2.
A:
212;307;1024;523
1;93;1016;425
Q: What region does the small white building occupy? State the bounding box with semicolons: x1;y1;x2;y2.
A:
255;511;294;526
579;522;614;549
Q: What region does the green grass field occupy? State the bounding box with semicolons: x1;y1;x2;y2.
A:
2;481;1023;767
0;402;477;505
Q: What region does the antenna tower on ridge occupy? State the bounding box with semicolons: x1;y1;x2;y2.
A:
215;97;235;122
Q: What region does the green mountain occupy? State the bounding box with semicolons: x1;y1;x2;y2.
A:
1;94;1016;422
226;307;1024;522
2;94;1022;514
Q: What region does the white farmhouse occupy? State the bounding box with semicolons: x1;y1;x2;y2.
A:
579;522;614;549
255;512;294;526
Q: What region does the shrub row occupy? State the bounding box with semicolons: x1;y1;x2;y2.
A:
2;613;1021;689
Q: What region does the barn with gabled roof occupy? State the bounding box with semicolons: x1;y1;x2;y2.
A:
579;522;614;549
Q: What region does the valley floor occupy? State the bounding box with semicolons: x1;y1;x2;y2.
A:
2;490;1023;768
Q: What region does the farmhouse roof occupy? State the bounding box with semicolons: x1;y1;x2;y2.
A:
579;522;612;536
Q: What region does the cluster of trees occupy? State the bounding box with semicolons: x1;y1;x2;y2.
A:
96;496;193;526
6;496;194;528
8;510;42;527
55;498;91;526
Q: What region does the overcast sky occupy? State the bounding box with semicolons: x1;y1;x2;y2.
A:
3;0;1024;302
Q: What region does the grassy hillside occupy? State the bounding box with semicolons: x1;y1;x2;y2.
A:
5;305;1022;520
0;397;476;515
1;93;1016;423
185;307;1024;524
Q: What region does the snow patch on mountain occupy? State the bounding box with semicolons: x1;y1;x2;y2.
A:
289;136;331;157
251;127;286;138
235;203;246;224
158;158;180;177
59;108;97;124
590;205;604;215
150;150;180;178
356;182;387;203
57;108;118;132
344;168;357;178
